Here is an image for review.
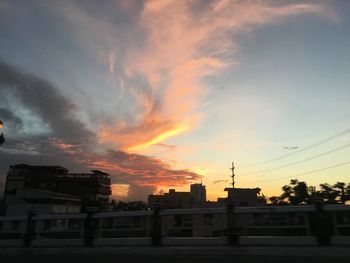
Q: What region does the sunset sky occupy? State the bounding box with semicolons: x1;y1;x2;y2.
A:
1;0;350;201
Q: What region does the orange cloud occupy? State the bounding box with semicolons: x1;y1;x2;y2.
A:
126;124;189;152
80;150;202;188
49;138;77;154
96;0;334;153
111;183;129;200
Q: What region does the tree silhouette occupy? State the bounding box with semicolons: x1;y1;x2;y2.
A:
280;179;310;205
333;182;346;204
273;179;350;205
317;183;339;204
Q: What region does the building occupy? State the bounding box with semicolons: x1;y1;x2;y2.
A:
190;183;206;203
224;187;266;207
3;164;111;215
5;187;81;216
148;189;194;209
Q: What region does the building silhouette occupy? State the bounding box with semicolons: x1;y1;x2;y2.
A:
148;189;194;209
3;164;111;215
224;187;266;207
190;183;206;203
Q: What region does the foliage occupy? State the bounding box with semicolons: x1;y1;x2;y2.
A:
111;200;149;211
269;179;350;205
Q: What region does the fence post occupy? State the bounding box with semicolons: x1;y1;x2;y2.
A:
23;210;36;247
226;202;239;246
151;206;162;246
310;202;333;246
84;212;95;247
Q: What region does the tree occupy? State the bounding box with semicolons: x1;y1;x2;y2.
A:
272;180;350;206
280;179;310;205
257;193;268;205
317;183;340;204
268;196;288;206
333;182;346;204
345;183;350;203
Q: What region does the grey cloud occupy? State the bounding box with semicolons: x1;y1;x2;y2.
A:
127;183;155;202
0;108;23;130
0;61;93;141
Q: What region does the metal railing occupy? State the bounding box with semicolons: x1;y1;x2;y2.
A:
0;204;349;247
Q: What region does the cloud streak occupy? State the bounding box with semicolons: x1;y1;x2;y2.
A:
81;150;201;187
92;0;336;152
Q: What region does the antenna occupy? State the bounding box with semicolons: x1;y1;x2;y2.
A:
230;162;235;188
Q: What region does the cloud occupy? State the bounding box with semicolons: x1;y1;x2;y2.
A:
81;150;201;187
127;183;155;202
90;0;336;152
0;61;201;199
0;61;93;141
29;0;335;153
0;108;23;131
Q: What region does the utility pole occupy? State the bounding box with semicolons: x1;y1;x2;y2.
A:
230;162;235;189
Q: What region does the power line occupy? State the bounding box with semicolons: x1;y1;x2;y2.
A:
239;129;350;168
240;142;350;176
257;160;350;183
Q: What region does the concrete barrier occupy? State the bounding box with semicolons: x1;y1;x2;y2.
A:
94;238;152;247
162;237;227;246
239;236;317;246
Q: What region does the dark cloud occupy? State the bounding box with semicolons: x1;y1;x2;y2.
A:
127;183;155;202
83;150;201;188
0;61;93;140
0;108;23;130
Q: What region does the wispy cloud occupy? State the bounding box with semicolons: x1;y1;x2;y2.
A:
92;0;336;152
81;150;201;187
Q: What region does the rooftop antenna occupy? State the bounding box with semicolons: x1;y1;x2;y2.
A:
230;162;235;188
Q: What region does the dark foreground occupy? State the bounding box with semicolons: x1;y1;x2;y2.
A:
1;246;350;263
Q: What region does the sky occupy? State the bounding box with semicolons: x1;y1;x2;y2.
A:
0;0;350;201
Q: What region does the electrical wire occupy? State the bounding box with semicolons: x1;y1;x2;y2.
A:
240;142;350;176
257;160;350;183
238;129;350;168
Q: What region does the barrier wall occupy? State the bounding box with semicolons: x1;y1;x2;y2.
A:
0;204;349;247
